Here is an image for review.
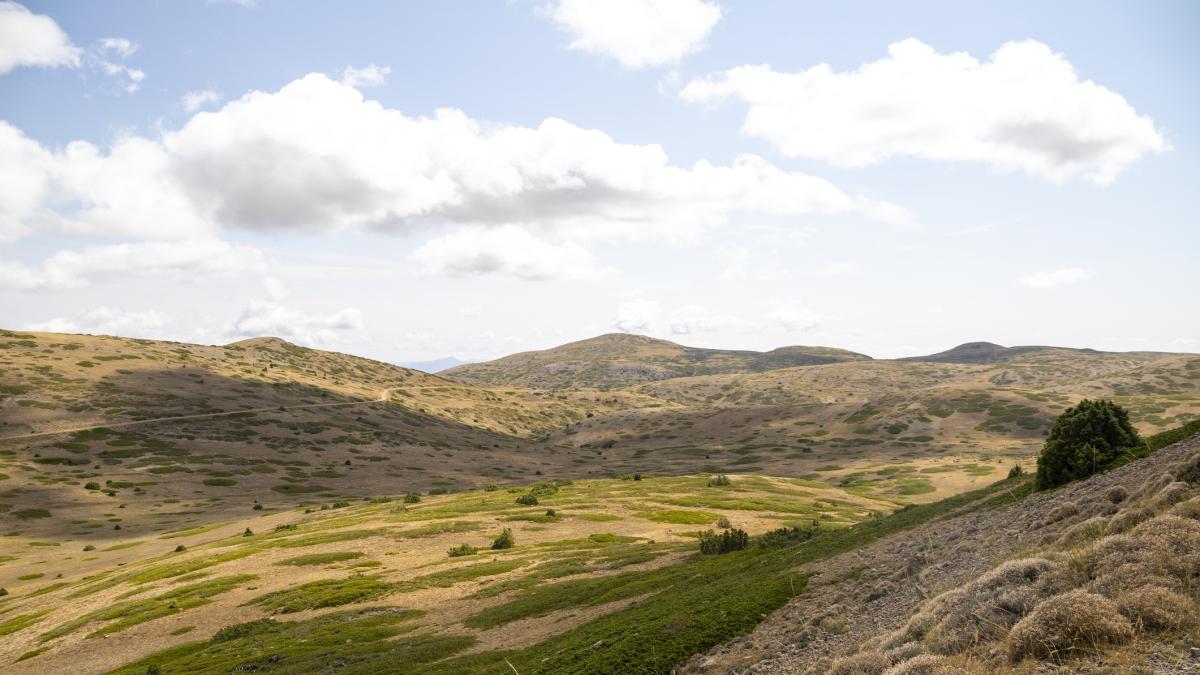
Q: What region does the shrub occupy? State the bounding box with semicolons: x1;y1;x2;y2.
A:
403;492;421;504
84;481;101;490
707;474;731;487
491;528;515;550
1115;585;1192;629
252;503;263;511
1007;464;1024;479
1035;400;1141;490
174;544;186;553
82;545;95;551
1104;485;1127;504
715;517;731;529
756;523;819;549
698;528;749;555
828;651;888;674
544;509;557;517
1006;590;1133;662
243;527;253;537
515;494;539;506
448;544;478;558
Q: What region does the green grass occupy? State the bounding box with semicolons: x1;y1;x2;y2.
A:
424;474;1026;674
41;575;255;641
633;509;722;525
395;559;526;593
248;575;393;614
13;509;51;519
0;610;51;636
110;607;476;675
275;551;364;566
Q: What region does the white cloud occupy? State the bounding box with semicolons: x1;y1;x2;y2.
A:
92;37;143;93
544;0;721;69
818;261;858;277
667;304;748;335
340;63;390;88
0;239;266;291
0;73;907;246
613;298;660;333
27;306;167;337
98;37;136;59
0;1;81;74
682;39;1167;184
411;225;610;281
228;301;364;345
1018;267;1095;289
182;89;222;113
766;302;822;332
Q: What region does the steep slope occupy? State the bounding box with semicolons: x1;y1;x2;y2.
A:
441;333;871;389
685;428;1200;674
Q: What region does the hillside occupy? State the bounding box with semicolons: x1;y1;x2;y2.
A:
441;333;871;389
686;428;1200;674
0;330;662;531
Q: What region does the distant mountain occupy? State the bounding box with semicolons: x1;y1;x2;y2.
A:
440;333;872;388
398;356;468;373
898;341;1065;364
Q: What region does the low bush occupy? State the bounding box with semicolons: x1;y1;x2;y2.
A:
491;528;515;550
1006;590;1133;662
698;528;749;555
515;494;539;506
707;474;731;487
448;544;477;558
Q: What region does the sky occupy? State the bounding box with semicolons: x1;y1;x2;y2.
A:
0;0;1197;363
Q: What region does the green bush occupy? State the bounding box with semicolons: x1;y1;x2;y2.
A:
698;528;749;555
84;481;101;490
1007;464;1024;479
755;523;819;549
1035;399;1141;490
448;544;477;557
491;528;515;550
707;474;731;487
403;492;421;504
515;494;539;506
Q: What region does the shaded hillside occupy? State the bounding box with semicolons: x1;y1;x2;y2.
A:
441;333;871;389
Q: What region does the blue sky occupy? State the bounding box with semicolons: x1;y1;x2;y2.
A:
1;0;1197;361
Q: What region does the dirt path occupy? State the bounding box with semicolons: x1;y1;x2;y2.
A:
0;388;392;443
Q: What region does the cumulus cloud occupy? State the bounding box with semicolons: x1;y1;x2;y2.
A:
411;225;610;281
0;239;266;291
682;38;1167;183
544;0;721;69
0;1;81;74
26;306;167;337
1018;267;1094;289
228;301;364;345
182;89;221;113
667;304;748;335
340;63;390;88
0;73;907;252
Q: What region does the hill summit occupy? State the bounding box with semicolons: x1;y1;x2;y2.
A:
441;333;871;388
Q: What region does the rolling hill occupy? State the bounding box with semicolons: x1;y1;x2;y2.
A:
441;333;872;389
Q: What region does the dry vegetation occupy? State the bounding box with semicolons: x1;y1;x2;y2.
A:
0;328;1197;673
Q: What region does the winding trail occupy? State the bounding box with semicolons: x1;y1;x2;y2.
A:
0;388;392;443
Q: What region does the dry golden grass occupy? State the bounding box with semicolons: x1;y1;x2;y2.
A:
1005;589;1133;662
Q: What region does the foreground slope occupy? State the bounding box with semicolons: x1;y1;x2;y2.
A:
686;426;1200;674
441;333;871;389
